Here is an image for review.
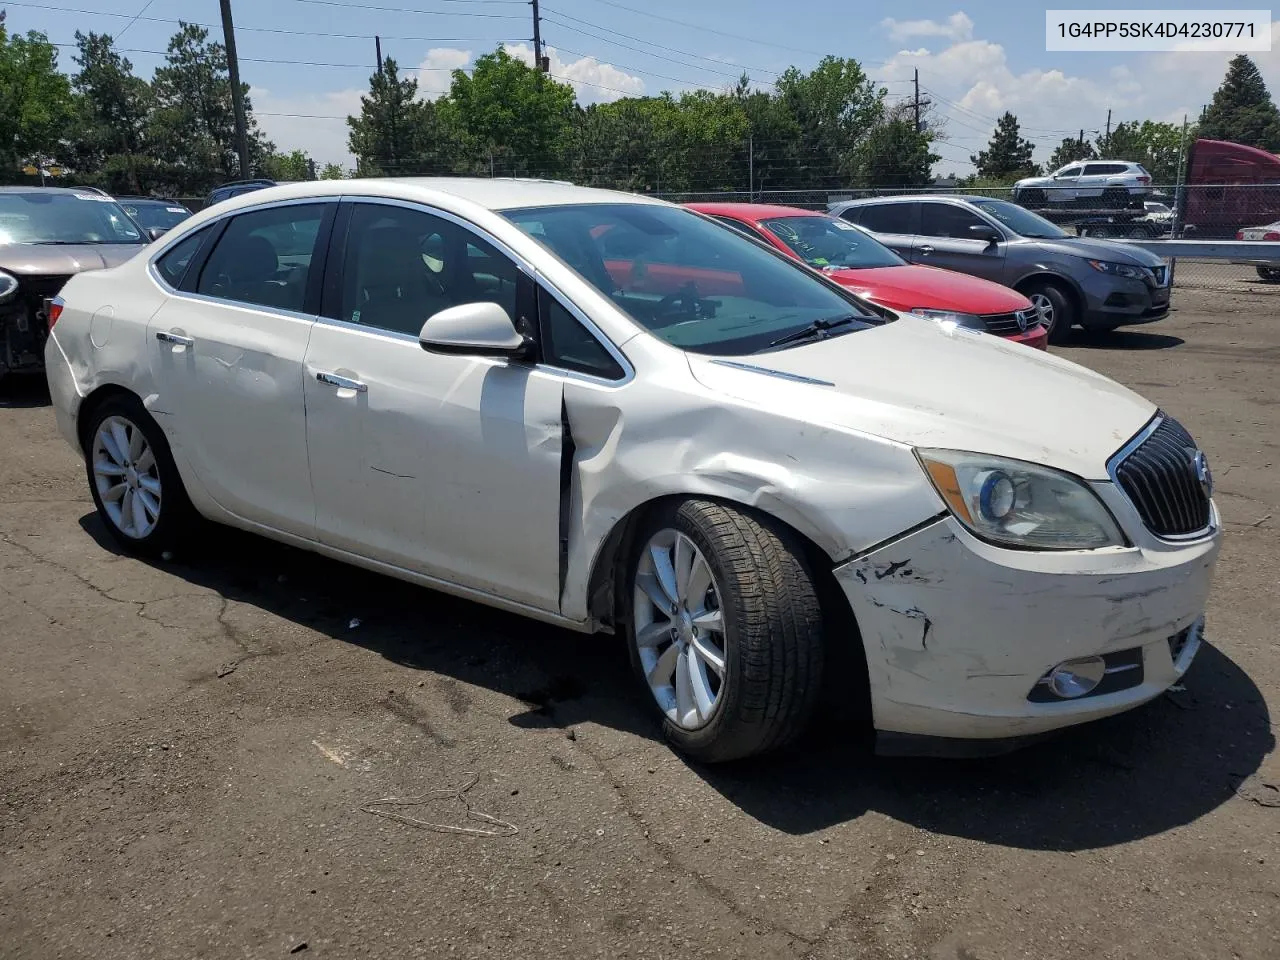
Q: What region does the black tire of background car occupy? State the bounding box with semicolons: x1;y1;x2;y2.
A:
1257;266;1280;282
1027;280;1075;345
83;393;198;557
626;499;826;763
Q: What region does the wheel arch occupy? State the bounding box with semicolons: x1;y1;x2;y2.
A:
76;382;143;452
1014;271;1084;316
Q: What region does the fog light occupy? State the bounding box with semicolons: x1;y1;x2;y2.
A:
1047;656;1107;698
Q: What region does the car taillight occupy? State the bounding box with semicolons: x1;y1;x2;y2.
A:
47;297;64;328
1237;230;1246;240
1137;176;1150;184
1266;232;1280;241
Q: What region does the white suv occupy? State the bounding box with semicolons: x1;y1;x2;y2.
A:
1013;161;1153;209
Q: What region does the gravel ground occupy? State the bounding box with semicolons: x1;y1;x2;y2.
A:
1;274;1276;960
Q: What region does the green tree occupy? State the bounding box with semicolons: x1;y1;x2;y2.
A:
148;23;271;192
66;31;152;190
858;104;938;188
319;162;346;179
347;57;435;175
262;148;313;180
443;49;576;178
0;15;74;177
1047;135;1096;170
736;79;801;191
776;56;884;183
1199;54;1280;151
1096;120;1190;183
971;112;1038;179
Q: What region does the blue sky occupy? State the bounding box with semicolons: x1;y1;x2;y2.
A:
9;1;1277;174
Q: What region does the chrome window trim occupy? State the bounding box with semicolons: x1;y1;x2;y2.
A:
324;195;635;386
1105;413;1216;543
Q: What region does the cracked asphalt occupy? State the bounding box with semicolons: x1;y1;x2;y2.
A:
1;272;1277;960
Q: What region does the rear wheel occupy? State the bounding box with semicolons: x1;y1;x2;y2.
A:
83;393;196;557
625;499;825;763
1257;266;1280;282
1024;281;1076;344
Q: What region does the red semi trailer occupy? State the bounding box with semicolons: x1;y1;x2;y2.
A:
1180;138;1280;238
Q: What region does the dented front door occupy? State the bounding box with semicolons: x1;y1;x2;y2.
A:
303;320;565;612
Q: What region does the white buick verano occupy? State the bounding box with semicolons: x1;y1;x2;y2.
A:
45;179;1220;761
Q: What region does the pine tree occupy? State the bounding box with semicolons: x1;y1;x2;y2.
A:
1048;135;1096;170
1199;54;1280;151
971;112;1038;179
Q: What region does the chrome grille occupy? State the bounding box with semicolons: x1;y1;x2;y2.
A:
1113;415;1212;538
981;309;1037;335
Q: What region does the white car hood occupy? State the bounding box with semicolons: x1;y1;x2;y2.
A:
686;316;1156;480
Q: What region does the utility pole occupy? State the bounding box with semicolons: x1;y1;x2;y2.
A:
1104;108;1111;146
913;68;920;133
1078;128;1084;149
219;0;252;180
1172;113;1189;239
531;0;547;72
375;35;383;75
748;132;754;200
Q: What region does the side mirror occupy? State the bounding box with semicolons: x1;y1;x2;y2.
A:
419;302;533;360
968;224;1001;244
147;226;169;241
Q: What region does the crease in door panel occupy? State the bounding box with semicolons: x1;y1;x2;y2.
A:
557;395;575;613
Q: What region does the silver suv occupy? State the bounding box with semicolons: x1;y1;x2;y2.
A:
828;195;1171;343
1012;161;1153;209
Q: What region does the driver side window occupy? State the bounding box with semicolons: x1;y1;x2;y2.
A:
336;203;519;337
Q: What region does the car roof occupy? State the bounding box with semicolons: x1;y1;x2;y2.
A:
0;185;109;196
688;202;822;219
199;177;666;216
840;194;1001;206
117;195;185;204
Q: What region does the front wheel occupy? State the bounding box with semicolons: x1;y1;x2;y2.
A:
83;393;196;556
1024;281;1076;345
1257;266;1280;282
625;500;825;763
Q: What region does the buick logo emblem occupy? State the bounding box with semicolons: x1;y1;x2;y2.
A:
1193;450;1213;498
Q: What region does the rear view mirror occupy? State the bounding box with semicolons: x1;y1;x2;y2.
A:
419;302;533;360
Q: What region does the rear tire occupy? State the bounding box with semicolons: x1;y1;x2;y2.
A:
83;393;197;558
625;499;825;763
1024;280;1076;345
1257;266;1280;282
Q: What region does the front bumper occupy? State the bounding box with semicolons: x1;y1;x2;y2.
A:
1005;324;1048;350
835;511;1219;743
1080;271;1171;328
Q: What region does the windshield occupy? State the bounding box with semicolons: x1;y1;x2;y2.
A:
122;201;190;231
503;203;879;355
760;216;905;269
969;199;1067;239
0;192;144;245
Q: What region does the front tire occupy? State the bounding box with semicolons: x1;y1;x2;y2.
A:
1024;281;1076;344
625;500;825;763
1257;266;1280;282
83;393;196;557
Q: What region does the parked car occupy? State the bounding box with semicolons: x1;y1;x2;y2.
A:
689;202;1046;349
1232;220;1280;279
205;178;292;207
47;179;1219;761
829;195;1173;343
1143;200;1174;222
1012;161;1153;209
117;196;193;239
0;186;146;383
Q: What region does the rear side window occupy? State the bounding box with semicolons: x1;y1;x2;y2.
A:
1084;163;1129;176
712;216;767;241
855;203;915;234
154;229;207;288
197;203;326;312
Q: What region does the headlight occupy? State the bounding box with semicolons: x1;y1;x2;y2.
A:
1086;259;1145;280
917;449;1125;550
912;308;986;330
0;269;18;303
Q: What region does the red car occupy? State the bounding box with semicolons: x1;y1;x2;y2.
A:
688;203;1048;350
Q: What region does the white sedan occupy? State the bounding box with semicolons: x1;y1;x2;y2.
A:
45;179;1220;761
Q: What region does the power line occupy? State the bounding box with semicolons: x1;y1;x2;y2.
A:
550;44;733;89
115;0;157;40
568;0;829;56
290;0;528;18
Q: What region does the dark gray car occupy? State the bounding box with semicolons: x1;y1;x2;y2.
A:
828;195;1172;343
0;187;146;381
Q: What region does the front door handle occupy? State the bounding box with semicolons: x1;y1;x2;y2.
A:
316;371;367;393
156;331;194;347
918;244;934;255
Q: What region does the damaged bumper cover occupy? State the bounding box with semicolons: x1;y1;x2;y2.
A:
835;513;1219;745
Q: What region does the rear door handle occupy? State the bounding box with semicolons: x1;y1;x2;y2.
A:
155;331;194;347
316;371;367;393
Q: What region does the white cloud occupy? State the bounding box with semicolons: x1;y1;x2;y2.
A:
876;14;1280;175
880;12;973;44
251;85;363;169
416;47;472;98
502;42;645;102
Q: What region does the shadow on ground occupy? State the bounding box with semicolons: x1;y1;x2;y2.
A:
0;375;51;408
81;513;1272;853
1069;330;1185;351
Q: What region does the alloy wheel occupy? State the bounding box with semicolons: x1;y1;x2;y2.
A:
632;528;727;730
1030;292;1055;332
92;415;162;539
